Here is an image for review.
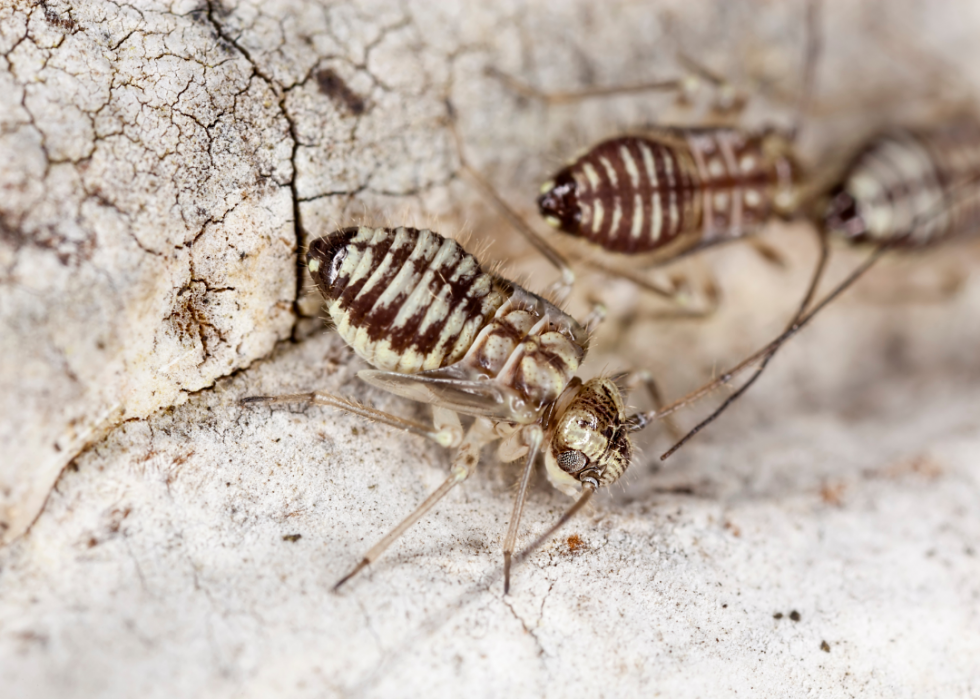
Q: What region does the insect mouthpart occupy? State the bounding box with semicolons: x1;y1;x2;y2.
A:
537;169;580;232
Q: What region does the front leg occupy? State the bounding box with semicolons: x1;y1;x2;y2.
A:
241;391;461;448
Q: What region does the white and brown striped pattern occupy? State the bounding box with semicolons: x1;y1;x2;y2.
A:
538;129;797;254
825;122;980;247
462;286;588;415
309;227;507;374
308;226;588;416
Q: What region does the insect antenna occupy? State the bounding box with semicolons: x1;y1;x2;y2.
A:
654;165;980;459
657;233;883;459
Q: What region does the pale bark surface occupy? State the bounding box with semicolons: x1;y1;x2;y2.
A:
2;1;980;697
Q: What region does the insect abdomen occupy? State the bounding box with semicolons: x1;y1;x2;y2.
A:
308;227;588;417
465;291;587;414
825;122;980;247
308;226;506;373
538;130;795;254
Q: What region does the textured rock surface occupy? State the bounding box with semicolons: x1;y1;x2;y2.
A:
2;0;980;697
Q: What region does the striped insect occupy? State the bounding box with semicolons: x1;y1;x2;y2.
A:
824;121;980;249
452;0;820;305
537;127;798;257
654;118;980;458
243;225;671;592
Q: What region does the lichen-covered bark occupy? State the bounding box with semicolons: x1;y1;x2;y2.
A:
0;0;296;541
1;0;980;697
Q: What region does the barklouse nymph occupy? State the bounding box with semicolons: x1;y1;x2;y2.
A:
243;225;673;592
450;0;821;307
656;119;980;458
537;128;799;256
824;121;980;249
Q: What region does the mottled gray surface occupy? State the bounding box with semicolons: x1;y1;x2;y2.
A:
2;0;980;697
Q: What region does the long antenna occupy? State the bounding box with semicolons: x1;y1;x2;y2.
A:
655;164;980;457
484;66;683;105
659;230;830;459
445;99;576;301
660;237;891;460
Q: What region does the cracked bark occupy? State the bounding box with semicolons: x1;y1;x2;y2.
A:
2;1;980;697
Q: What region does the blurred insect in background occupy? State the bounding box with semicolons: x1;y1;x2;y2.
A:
243;225;680;592
453;0;980;460
451;0;822;309
654;118;980;457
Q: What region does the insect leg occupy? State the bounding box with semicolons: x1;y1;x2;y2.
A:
582;298;608;335
512;486;596;571
501;425;544;594
567;251;701;308
333;417;499;590
241;391;461;448
445;101;576;302
747;238;790;269
484;66;684;106
673;52;746;117
789;0;822;142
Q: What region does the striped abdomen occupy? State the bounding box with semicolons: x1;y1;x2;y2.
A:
538;129;797;255
824;122;980;247
308;226;506;374
308;226;587;416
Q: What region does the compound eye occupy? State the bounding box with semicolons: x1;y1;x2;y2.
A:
556;450;588;474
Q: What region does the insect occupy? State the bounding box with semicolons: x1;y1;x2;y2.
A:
655;118;980;457
823;121;980;249
243;225;673;592
453;0;821;305
536;127;798;259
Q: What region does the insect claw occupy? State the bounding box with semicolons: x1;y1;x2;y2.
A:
239;395;269;405
333;559;369;592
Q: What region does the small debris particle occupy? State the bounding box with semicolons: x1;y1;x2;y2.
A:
87;537;98;548
351;426;360;436
789;610;801;622
315;68;367;116
820;481;845;506
567;534;584;552
722;604;728;608
773;612;783;619
723;520;741;537
283;534;302;543
820;640;831;652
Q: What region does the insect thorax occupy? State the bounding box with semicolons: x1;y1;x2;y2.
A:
308;226;588;420
544;377;632;496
